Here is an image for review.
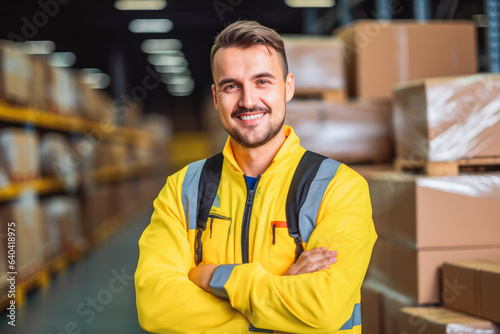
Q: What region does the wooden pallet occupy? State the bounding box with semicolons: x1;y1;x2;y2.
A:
395;156;500;176
16;267;50;307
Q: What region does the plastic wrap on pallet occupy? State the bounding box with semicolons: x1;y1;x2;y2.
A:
394;74;500;162
0;128;40;182
40;132;79;190
398;307;500;334
283;36;345;92
417;174;500;199
285;99;393;164
0;41;31;103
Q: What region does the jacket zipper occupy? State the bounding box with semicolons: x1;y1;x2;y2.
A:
241;175;261;263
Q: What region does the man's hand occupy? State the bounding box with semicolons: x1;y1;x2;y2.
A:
285;247;338;276
188;264;218;293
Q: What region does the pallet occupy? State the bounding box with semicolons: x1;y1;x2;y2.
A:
395;156;500;176
0;95;30;109
16;267;50;307
48;244;86;275
293;88;347;103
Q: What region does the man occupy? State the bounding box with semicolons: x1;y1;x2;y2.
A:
135;20;377;334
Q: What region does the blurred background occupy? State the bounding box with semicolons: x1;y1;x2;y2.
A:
0;0;499;333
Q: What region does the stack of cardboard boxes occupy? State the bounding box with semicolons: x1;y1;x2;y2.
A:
273;19;500;333
342;21;500;334
0;41;171;301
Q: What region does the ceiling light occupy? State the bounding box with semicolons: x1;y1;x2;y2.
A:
129;19;173;33
141;39;182;53
49;52;76;67
149;50;185;57
82;70;111;89
18;40;56;54
285;0;335;7
168;90;193;96
115;0;167;10
156;66;191;75
167;76;195;95
148;55;188;67
162;74;195;85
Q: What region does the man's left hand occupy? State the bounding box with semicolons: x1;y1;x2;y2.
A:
188;264;218;293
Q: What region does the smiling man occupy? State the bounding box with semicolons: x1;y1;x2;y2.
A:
135;21;377;334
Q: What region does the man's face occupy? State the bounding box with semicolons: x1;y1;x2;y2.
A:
211;45;294;148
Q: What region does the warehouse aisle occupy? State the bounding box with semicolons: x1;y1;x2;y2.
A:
0;209;153;334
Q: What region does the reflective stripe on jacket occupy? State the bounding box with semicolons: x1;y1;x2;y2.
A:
135;125;377;333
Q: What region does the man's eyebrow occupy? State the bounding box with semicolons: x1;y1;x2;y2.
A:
217;72;277;88
252;72;276;80
218;78;238;87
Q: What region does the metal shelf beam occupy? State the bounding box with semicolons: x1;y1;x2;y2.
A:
486;0;500;72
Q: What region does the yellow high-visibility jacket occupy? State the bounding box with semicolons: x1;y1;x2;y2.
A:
135;126;377;334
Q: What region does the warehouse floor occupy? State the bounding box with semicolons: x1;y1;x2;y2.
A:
0;209;152;334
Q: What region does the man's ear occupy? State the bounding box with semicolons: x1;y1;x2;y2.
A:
285;73;295;102
211;84;219;111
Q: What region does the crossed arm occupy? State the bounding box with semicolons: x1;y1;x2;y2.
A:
189;247;338;293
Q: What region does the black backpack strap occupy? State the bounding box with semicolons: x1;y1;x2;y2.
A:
286;151;328;262
195;152;224;265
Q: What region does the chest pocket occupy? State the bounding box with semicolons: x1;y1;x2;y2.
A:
199;214;232;265
268;221;296;275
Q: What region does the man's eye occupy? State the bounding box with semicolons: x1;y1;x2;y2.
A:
257;80;269;85
225;84;237;90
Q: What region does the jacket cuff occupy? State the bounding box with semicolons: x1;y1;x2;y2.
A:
210;264;240;300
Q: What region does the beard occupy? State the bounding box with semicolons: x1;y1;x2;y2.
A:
224;106;285;148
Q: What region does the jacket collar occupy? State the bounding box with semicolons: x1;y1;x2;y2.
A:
222;125;305;176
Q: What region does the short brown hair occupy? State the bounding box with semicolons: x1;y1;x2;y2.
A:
210;20;288;79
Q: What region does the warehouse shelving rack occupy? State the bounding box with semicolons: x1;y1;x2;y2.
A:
0;102;156;309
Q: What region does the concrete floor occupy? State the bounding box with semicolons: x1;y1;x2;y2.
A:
0;210;152;334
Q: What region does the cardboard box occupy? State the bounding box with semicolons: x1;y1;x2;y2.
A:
50;66;80;116
366;172;500;248
0;193;44;279
0;236;7;291
40;132;79;189
393;74;500;162
285;99;393;164
398;307;500;334
80;184;112;237
0;41;31;104
283;36;345;97
361;283;383;334
369;238;500;303
442;260;500;323
0;128;40;182
43;196;86;259
362;279;418;334
336;20;477;98
30;55;51;111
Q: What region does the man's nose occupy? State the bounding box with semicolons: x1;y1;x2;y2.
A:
239;86;259;110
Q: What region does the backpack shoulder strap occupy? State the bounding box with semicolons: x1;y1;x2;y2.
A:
286;151;328;262
195;152;224;264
